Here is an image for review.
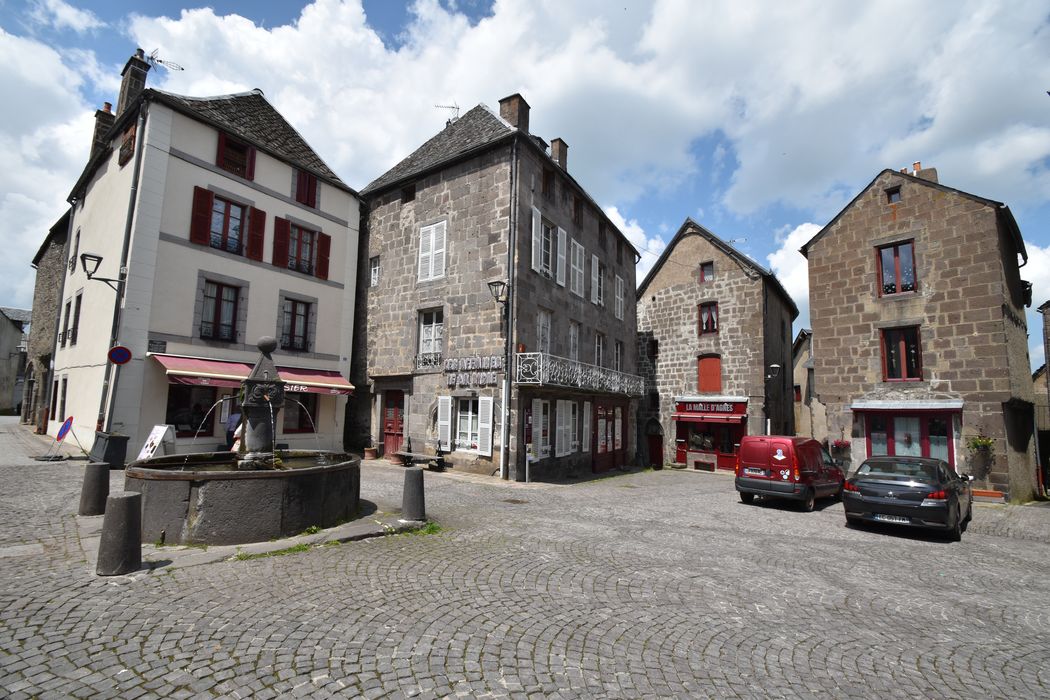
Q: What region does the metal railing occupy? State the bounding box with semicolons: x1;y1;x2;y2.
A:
515;352;645;396
415;352;443;370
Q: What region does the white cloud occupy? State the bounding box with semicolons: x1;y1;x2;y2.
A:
766;223;822;331
1023;241;1050;369
29;0;105;33
604;206;665;287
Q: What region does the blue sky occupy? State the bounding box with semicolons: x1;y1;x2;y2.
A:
2;0;1049;366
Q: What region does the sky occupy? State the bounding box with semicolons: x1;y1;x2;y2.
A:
2;0;1049;366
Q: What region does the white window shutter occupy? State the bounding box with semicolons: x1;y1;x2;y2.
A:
418;225;432;280
554;400;564;457
531;207;542;273
531;398;542;459
591;254;599;304
477;396;493;457
437;396;452;451
615;276;624;320
556;227;567;286
582;401;591;452
432;221;446;279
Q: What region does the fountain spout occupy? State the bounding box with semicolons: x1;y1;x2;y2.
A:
239;336;286;469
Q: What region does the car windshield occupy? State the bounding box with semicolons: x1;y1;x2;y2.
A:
853;459;938;483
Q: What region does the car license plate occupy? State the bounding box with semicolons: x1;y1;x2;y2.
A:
873;514;909;524
744;467;764;476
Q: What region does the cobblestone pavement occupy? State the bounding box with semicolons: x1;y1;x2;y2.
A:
1;417;1049;699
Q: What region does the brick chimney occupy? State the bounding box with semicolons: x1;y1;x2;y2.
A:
550;138;568;171
116;48;151;116
498;93;530;134
90;102;114;160
909;160;939;183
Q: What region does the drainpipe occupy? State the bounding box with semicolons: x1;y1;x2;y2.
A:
99;100;148;432
499;136;519;480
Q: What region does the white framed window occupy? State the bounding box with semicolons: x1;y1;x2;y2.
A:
438;395;493;456
614;275;624;320
556;399;575;457
556;227;567;286
418;309;443;364
369;256;380;287
531;207;557;278
582;401;591;452
418;220;447;282
569;321;579;361
615;341;623;371
531;398;551;458
595;333;605;367
537;309;552;354
571;402;580;450
570;240;585;296
591;254;605;306
457;397;480;451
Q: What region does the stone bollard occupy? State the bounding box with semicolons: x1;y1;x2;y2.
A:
96;491;142;576
78;462;110;516
402;467;426;521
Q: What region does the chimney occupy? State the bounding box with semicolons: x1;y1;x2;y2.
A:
116;48;151;116
550;138;568;170
498;93;530;134
90;102;114;160
908;160;939;183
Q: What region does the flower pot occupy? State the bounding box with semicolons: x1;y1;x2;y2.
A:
363;447;378;460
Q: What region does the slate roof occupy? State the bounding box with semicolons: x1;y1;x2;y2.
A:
361;104;513;195
0;307;31;324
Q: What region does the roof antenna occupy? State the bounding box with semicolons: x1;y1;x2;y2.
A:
435;101;460;126
145;49;185;72
727;237;747;244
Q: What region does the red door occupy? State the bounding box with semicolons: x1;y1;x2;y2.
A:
383;390;404;458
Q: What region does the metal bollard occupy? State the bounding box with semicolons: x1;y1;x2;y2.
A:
78;462;110;516
96;491;142;576
402;467;426;521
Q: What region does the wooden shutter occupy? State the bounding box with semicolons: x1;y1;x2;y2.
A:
698;356;722;393
615;276;624;319
590;254;599;304
245;145;256;181
246;207;265;260
315;232;331;280
556;227;567;286
437;396;452;451
432;221;446;278
477;396;493;457
418;225;432;280
582;401;591;452
190;186;213;245
531;206;542;273
215;133;227;168
272;217;290;268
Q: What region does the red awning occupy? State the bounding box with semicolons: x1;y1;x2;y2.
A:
672;413;745;424
151;354;354;395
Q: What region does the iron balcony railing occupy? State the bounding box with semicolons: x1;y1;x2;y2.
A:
515;352;645;396
415;352;443;370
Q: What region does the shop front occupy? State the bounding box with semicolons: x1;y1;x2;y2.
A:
851;400;962;468
673;396;748;471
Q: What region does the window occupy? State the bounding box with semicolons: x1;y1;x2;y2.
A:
201;281;239;342
573;196;582;225
272;218;329;279
539;221;554;276
118;124;136;167
418;310;443;367
599;223;607;249
582;401;591;452
698;355;722;393
537;309;552;354
794;385;802;402
591;255;605;306
191;188;265;261
865;413;954;465
649;338;659;358
614;341;623;371
570;240;585;296
882;326;922;381
699;302;718;334
437;395;493;455
877;240;917;295
283;393;317;433
166;385;217;438
886;186;901;203
50;379;59;420
216;132;255;180
281;299;311;351
556;399;576;457
542;169;554;198
595;333;605;367
288;224;317;275
699;261;714;283
59;377;67;424
369;256;380;287
210;196;246;254
617;240;623;265
457;398;481;450
69;294;82;345
418;221;447;282
401;184;416;203
69;230;79;274
532;399;551;458
614;275;624;320
569;321;579;361
295;169;318;207
60;300;70;348
570;402;580;451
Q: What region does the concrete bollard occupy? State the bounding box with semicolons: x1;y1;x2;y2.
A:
402;467;426;521
78;462;110;516
96;491;142;576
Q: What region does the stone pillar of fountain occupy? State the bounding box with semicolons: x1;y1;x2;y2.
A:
239;336;286;469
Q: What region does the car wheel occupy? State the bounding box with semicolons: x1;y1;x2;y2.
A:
964;497;973;524
739;492;755;504
800;490;816;512
845;515;861;528
948;507;962;542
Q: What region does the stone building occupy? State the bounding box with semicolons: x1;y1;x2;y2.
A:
357;94;643;480
0;307;30;413
47;49;358;457
635;219;797;470
791;328;827;444
801;164;1036;499
21;212;69;432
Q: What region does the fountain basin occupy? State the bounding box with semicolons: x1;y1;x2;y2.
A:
124;451;360;546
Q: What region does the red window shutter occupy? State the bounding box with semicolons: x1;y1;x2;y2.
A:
246;145;256;181
215;133;227;167
190;186;213;246
272;218;290;268
698;356;722;393
315;232;331;280
295;170;308;204
309;174;318;207
246;207;265;261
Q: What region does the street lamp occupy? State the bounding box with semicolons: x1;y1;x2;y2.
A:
489;279;512;480
80;253;125;292
764;364;781;435
487;279;509;304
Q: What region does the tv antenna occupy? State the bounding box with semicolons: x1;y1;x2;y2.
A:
146;49;184;72
435;101;460;123
727;237;747;245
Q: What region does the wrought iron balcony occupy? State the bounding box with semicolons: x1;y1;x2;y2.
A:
515;352;645;396
415;352;443;370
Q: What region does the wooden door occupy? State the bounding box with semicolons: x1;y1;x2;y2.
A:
383;390;404;457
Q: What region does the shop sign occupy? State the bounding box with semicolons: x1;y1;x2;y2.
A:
677;401;745;414
445;354;504;388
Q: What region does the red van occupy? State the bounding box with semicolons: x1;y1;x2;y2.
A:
734;436;844;511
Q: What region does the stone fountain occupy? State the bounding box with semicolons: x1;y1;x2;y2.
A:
124;337;359;545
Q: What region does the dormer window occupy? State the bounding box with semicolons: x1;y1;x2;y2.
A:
401;183;416;203
217;132;256;180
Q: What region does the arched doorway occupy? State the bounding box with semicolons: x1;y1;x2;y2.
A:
646;418;663;467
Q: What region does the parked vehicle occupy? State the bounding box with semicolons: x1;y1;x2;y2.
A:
735;436;844;511
842;456;973;541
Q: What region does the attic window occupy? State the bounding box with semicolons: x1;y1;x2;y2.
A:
401;184;416;203
886;186;901;204
118;124;136;167
217;132;255;180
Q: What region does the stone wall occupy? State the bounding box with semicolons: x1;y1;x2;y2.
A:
22;217;69;430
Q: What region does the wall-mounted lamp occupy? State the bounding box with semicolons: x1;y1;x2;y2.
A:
765;363;781;381
80;253;125;292
487;279;509;304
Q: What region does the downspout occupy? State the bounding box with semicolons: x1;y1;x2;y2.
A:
499;136;519;480
99;100;148;432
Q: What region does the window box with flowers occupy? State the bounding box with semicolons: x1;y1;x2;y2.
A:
830;438;851;459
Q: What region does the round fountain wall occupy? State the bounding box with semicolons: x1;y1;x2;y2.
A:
124;451;360;546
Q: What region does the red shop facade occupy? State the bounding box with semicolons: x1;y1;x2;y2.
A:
673;397;748;470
